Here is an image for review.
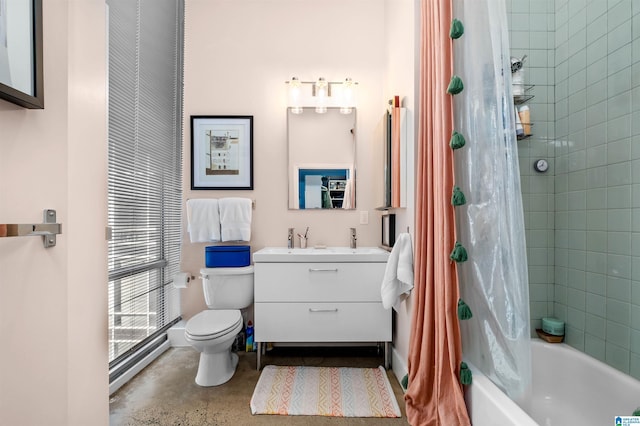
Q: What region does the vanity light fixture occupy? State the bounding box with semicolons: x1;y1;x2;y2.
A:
285;77;358;114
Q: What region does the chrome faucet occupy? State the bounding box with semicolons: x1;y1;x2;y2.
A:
288;228;294;249
350;227;357;249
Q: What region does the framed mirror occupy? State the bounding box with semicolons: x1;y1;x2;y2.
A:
287;107;356;209
0;0;44;109
379;103;407;209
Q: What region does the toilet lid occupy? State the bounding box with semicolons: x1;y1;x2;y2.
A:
185;310;242;339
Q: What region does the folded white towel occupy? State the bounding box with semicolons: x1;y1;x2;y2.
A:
219;197;252;241
381;233;414;310
186;199;221;243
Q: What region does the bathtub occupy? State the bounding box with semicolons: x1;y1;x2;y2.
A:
465;339;640;425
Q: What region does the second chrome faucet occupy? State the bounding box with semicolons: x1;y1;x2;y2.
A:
350;227;357;249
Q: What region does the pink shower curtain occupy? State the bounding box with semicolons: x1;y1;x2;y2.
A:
404;0;470;424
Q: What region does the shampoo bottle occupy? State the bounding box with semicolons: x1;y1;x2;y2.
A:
515;109;524;137
245;321;254;352
519;105;531;136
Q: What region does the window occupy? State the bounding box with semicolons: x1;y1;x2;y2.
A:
107;0;184;372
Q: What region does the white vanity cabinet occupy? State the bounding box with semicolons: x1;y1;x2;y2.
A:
252;247;391;370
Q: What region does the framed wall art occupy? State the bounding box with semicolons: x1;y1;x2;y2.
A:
0;0;44;109
190;115;254;190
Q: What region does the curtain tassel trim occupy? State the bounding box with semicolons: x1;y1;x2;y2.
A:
460;362;473;385
450;18;464;39
449;131;466;150
449;18;464;40
451;185;466;206
401;374;409;391
449;241;468;263
457;299;473;320
447;75;464;95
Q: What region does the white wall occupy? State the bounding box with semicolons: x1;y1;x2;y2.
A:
181;0;388;318
0;1;108;425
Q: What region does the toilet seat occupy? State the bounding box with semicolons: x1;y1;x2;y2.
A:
185;310;243;341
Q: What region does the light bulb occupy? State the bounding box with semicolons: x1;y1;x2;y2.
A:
315;77;328;114
288;77;303;114
340;77;355;114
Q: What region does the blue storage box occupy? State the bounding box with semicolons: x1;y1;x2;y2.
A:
205;245;250;267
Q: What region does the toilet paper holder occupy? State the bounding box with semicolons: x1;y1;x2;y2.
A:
173;272;195;288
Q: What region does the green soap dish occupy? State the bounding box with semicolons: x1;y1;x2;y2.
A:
542;317;565;336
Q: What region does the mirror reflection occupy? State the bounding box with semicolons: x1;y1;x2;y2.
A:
288;107;356;209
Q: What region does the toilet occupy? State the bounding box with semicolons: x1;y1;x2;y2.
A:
185;265;254;386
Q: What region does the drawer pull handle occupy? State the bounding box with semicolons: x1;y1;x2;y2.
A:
309;308;338;313
308;268;338;272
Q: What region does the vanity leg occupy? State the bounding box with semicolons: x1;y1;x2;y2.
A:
257;342;262;370
384;341;391;369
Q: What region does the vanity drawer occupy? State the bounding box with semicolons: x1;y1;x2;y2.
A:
254;262;386;302
254;302;391;342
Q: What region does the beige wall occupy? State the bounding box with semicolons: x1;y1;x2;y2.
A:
181;0;388;318
0;0;418;422
0;1;108;425
181;0;418;384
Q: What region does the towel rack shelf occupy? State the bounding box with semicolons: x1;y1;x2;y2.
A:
0;209;62;248
186;198;256;209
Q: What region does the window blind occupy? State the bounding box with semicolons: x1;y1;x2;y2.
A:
107;0;184;366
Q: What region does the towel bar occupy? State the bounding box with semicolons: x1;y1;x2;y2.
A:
186;198;256;209
0;209;62;248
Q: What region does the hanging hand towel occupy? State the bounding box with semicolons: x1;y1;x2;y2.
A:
342;178;354;209
186;198;221;243
219;197;252;242
381;233;414;310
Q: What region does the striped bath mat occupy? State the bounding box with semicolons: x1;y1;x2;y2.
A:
250;365;401;418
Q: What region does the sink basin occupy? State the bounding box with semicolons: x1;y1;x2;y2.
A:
253;246;390;262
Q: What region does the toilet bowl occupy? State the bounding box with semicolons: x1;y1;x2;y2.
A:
185;265;254;386
185;310;244;386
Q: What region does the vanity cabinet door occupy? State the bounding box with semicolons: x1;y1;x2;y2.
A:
254;302;391;342
254;262;386;302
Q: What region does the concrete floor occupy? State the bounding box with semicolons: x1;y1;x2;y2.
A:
109;345;409;425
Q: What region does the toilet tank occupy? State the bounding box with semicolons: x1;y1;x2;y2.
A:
200;265;254;309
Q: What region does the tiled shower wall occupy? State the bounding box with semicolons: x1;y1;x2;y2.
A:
510;0;640;379
553;0;640;378
507;0;557;333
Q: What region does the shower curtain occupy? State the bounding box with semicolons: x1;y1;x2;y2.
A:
452;0;531;400
404;0;470;424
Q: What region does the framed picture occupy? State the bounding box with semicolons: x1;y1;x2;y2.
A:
0;0;44;109
191;115;254;190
